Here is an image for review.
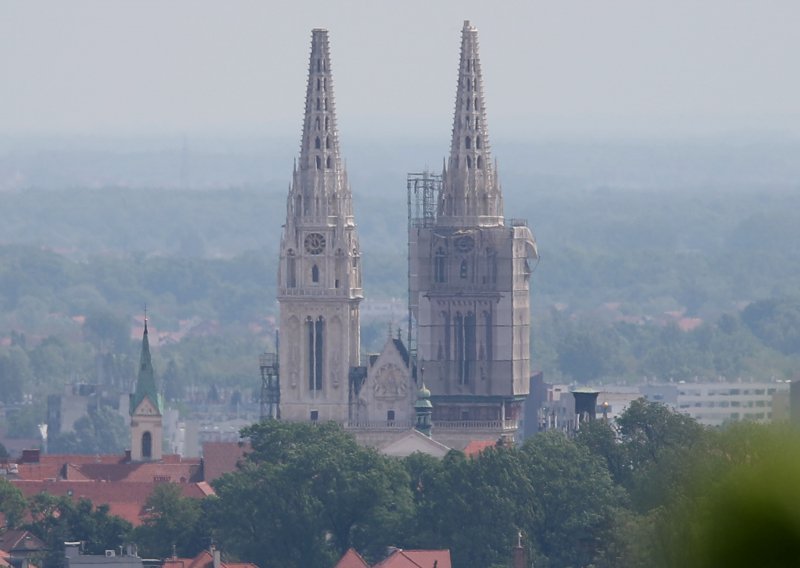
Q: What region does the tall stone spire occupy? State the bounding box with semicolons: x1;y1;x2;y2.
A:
277;28;363;424
438;20;504;227
289;28;353;223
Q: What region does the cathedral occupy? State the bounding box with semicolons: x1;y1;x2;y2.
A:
276;22;537;448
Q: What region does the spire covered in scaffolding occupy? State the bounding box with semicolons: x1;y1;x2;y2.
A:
438;20;503;227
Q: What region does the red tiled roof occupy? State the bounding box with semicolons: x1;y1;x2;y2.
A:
202;442;250;482
0;530;46;554
11;480;213;526
163;550;257;568
462;440;496;457
74;461;202;483
334;548;370;568
373;550;451;568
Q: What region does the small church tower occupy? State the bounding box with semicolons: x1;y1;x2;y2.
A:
130;318;163;461
277;29;363;423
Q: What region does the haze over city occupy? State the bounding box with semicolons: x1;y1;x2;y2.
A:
2;0;799;140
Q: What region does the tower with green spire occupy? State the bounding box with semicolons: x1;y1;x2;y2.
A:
414;380;433;437
130;317;163;461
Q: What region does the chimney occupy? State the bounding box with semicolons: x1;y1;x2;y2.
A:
212;547;221;568
512;531;527;568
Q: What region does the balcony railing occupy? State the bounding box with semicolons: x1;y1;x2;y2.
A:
279;287;363;298
433;420;519;431
345;421;414;431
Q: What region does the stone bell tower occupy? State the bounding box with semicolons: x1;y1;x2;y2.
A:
409;21;538;446
277;29;363;423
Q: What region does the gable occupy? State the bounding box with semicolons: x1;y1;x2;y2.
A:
380;430;451;459
133;397;161;417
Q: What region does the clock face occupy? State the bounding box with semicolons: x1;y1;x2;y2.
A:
455;235;475;253
304;233;326;254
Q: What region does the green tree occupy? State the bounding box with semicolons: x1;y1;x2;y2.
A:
49;406;129;455
212;422;413;568
134;484;210;559
0;477;26;528
521;432;623;568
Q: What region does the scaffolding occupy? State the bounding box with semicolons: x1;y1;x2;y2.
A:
259;348;280;420
406;171;442;368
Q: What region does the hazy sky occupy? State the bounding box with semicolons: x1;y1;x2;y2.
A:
2;0;799;140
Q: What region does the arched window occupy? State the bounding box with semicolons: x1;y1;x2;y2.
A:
476;136;482;149
312;264;319;283
142;432;152;459
326;156;332;168
316;98;321;110
287;249;296;288
467;155;472;169
317;59;321;72
467;98;471;111
315;137;321;149
315;156;321;169
474;97;479;111
307;316;324;391
325;117;329;131
475;116;479;129
477;156;483;169
326;136;331;149
316;78;320;91
435;248;447;283
465;136;471;149
314;117;320;130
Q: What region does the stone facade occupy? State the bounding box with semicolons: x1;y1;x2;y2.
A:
277;29;363;423
276;23;536;447
409;21;537;441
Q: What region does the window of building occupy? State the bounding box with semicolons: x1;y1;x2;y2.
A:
387;410;395;422
465;136;471;149
142;432;152;459
315;137;321;149
310;410;319;421
435;248;447;283
312;264;319;283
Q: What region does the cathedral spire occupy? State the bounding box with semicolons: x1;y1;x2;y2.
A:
292;28;352;221
438;20;503;227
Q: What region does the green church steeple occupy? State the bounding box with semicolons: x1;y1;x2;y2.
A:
130;317;162;416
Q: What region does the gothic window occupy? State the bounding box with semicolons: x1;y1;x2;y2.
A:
443;311;451;360
467;98;471;111
316;78;320;91
434;248;447;283
465;136;471;149
325;117;329;131
316;98;321;110
312;264;319;283
326;156;332;169
315;117;320;130
467;155;472;169
476;136;482;149
464;311;476;384
460;259;468;279
387;410;395;422
467;79;472;91
142;431;152;459
317;59;321;72
315;137;321;149
483;310;493;364
477;156;483;169
475;116;479;129
455;312;464;383
326;136;331;149
315;156;321;169
287;250;297;288
324;98;328;110
307;317;324;391
474;97;479;111
467;59;471;72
